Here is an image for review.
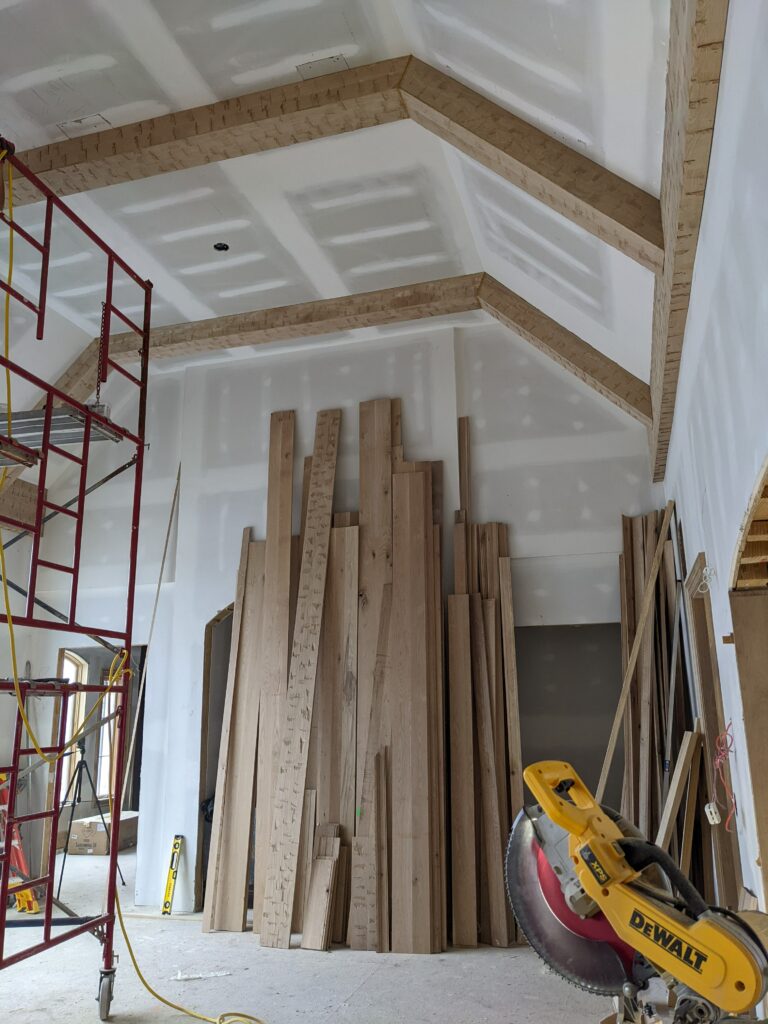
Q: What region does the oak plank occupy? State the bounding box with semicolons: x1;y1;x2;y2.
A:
469;594;509;947
259;409;341;949
202;528;250;932
447;594;477;947
390;471;433;953
252;411;294;927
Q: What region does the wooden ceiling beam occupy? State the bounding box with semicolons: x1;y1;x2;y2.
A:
478;275;652;426
13;58;664;273
400;59;663;273
48;272;649;429
12;57;410;205
650;0;729;481
108;273;484;363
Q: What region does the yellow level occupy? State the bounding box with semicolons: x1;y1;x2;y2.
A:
162;835;183;916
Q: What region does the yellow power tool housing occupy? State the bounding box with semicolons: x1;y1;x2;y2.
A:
521;761;768;1017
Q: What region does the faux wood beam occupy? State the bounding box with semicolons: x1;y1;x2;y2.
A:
49;272;649;428
650;0;729;481
109;274;484;362
13;58;409;205
14;58;663;273
479;275;652;425
400;59;663;273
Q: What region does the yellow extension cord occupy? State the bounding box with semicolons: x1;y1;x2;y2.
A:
0;153;264;1024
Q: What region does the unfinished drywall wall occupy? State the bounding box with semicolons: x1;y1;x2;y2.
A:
27;316;655;911
663;3;768;903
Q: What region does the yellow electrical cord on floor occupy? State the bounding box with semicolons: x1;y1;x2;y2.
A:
0;152;264;1024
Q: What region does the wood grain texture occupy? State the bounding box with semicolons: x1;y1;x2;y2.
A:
729;590;768;902
596;502;674;802
252;411;294;928
261;411;295;696
400;58;663;272
260;409;341;949
655;730;701;850
0;477;39;531
734;476;768;590
301;854;339;951
650;0;730;480
469;594;509;947
374;748;391;953
313;526;358;847
390;471;433;953
202;529;249;931
347;584;392;951
357;399;394;820
14;58;409;204
15;55;662;272
479;276;652;425
499;559;524;829
108;276;483;365
447;594;477;947
686;554;742;906
292;789;317;934
348;836;376;950
54;275;648;437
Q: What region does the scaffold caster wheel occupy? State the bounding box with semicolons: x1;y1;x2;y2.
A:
98;971;115;1021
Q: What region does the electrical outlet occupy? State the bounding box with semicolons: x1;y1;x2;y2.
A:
705;802;722;825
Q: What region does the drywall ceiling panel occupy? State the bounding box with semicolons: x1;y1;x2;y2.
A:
0;0;171;148
454;321;651;563
151;0;394;96
449;148;655;382
289;166;463;290
221;120;481;295
393;0;668;194
94;163;317;316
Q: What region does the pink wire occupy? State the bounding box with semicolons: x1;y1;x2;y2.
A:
713;720;738;832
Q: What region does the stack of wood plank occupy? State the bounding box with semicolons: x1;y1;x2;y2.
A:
446;417;523;948
606;504;742;909
203;398;486;953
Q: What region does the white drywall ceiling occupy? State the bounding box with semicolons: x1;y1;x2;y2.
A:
0;0;667;623
0;0;666;379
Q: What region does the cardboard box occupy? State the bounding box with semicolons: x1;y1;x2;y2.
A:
67;810;139;856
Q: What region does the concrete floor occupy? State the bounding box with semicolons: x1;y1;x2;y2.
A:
2;852;610;1023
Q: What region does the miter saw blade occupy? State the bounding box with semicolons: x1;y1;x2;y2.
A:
505;809;635;996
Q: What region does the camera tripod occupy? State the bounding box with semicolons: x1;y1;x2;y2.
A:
57;738;125;899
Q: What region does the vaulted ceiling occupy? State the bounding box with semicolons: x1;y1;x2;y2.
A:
0;0;727;481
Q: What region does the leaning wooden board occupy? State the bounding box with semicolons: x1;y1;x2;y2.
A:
313;526;359;845
447;594;477;947
252;411;295;927
202;530;249;932
390;471;434;953
260;409;341;948
469;593;509;948
356;399;393;818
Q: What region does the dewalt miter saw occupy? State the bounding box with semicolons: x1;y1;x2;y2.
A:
505;761;768;1024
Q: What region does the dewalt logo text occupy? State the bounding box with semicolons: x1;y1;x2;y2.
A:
629;910;708;973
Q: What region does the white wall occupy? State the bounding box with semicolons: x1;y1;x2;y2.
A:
31;317;654;910
663;2;768;901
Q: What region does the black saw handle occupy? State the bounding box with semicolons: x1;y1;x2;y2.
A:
617;838;708;919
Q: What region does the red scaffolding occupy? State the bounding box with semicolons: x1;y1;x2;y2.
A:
0;146;151;1018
